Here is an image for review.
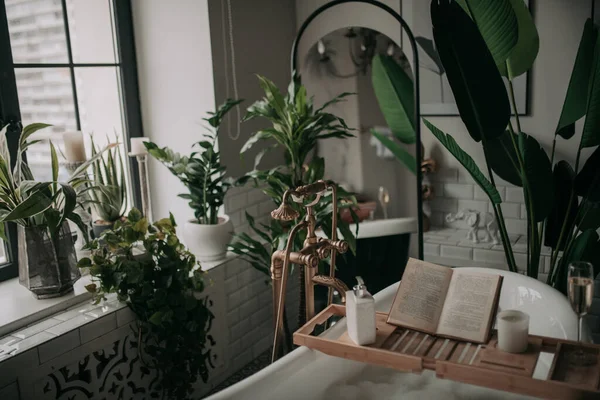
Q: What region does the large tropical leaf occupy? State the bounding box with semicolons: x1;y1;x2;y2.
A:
581;28;600;148
484;130;522;186
371;130;416;174
521;133;554;222
574;145;600;201
456;0;518;69
2;190;53;222
499;0;539;78
544;161;578;250
371;54;415;144
424;119;501;204
431;0;510;142
415;37;444;73
577;201;600;231
556;20;597;139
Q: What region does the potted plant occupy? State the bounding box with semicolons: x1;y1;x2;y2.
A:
396;1;600;292
86;135;127;238
230;75;358;327
78;208;215;399
0;123;90;298
144;99;242;261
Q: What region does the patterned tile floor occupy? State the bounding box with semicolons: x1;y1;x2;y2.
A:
205;348;272;398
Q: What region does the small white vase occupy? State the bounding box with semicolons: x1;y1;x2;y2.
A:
183;215;233;262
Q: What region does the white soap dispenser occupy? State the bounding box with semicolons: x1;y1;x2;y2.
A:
346;276;376;345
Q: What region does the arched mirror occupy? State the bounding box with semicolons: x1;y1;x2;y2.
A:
297;27;420;295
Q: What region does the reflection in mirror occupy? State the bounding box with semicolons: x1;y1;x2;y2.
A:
299;28;420;296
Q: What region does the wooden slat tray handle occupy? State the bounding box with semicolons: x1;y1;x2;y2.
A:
294;305;600;399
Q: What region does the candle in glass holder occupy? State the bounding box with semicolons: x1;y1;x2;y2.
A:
63;131;86;162
497;310;529;353
130;137;148;156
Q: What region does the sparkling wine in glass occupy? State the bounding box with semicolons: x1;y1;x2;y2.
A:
567;261;596;365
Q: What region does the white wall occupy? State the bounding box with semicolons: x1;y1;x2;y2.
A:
132;0;216;227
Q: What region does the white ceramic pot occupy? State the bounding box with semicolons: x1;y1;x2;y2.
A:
183;215;233;262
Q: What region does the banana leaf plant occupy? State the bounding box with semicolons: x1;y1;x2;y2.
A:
230;75;358;322
0;123;91;244
409;0;600;292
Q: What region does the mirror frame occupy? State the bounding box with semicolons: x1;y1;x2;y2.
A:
290;0;424;259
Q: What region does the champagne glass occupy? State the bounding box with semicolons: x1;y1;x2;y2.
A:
567;261;596;365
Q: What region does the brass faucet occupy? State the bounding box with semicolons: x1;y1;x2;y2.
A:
270;180;350;362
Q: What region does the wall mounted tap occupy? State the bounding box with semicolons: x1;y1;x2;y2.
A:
270;180;349;362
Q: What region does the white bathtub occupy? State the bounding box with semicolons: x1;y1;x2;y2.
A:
207;268;582;400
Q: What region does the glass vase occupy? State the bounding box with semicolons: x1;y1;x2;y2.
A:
17;223;80;298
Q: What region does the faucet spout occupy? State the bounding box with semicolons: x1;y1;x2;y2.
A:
311;275;349;303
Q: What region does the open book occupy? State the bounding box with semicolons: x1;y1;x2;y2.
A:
387;258;503;343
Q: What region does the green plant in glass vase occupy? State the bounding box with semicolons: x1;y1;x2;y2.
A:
0;123;95;297
230;75;358;329
144;99;242;261
416;0;600;292
78;209;214;399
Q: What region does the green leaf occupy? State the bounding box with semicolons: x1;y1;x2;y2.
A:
556;20;598;139
50;141;58;194
148;311;164;325
457;0;518;69
371;54;415;144
484;130;522;186
2;190;53;222
574;146;600;201
370;130;416;174
424;119;501;204
581;27;600;148
521;133;554;222
415;37;444;73
499;0;539;78
20;123;51;147
431;0;510;142
545;161;578;250
240;129;275;154
577;201;600;231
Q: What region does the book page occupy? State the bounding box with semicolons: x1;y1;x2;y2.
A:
437;270;501;343
387;258;453;333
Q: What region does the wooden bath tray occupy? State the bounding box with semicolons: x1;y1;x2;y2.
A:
293;305;600;399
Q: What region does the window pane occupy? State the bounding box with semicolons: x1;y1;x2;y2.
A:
6;0;69;63
15;68;77;181
75;67;123;139
67;0;118;63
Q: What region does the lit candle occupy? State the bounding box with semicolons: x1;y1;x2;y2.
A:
63;131;86;162
497;310;529;353
130;137;148;156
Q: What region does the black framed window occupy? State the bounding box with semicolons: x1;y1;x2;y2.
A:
0;0;143;281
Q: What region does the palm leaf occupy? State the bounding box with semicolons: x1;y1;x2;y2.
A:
500;0;539;78
457;0;518;69
371;54;415;144
556;20;598;139
424;119;501;204
431;0;510;142
581;27;600;148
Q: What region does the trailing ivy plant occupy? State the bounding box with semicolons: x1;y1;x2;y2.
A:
144;99;242;225
406;0;600;292
230;75;358;326
78;209;214;399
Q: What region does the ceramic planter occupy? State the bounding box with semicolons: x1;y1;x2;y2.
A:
18;222;80;299
92;220;114;239
183;215;233;262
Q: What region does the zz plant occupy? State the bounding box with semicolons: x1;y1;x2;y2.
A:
144;99;242;225
412;0;600;292
78;209;214;399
